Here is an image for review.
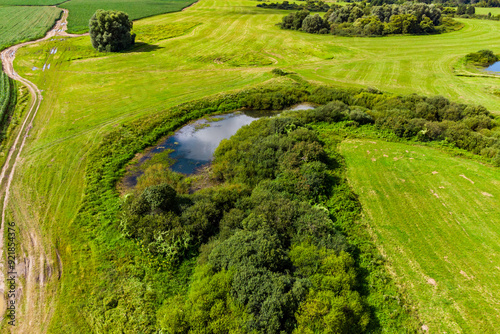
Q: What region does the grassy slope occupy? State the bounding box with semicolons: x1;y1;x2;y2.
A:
6;0;500;331
0;6;61;50
340;139;500;333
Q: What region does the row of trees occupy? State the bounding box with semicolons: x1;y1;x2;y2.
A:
476;0;500;7
280;2;446;36
300;87;500;163
257;0;332;12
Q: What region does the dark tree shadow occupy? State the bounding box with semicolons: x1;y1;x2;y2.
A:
125;42;164;53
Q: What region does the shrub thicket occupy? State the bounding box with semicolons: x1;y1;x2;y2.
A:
465;49;499;66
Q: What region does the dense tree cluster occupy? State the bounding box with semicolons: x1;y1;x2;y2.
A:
466;49;499;66
456;4;476;14
89;9;136;52
301;87;500;163
280;2;447;36
121;114;373;333
476;0;500;7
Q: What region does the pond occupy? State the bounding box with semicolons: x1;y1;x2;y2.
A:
484;61;500;72
121;103;316;188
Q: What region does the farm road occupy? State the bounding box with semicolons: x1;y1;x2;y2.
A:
0;8;86;332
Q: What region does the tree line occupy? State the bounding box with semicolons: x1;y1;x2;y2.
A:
280;2;453;36
257;0;332;12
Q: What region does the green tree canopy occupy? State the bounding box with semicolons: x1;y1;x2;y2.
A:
89;9;136;52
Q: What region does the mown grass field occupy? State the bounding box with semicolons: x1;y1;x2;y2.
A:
6;0;500;331
0;5;61;51
340;139;500;333
475;7;500;15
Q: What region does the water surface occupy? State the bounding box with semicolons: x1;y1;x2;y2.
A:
484;61;500;72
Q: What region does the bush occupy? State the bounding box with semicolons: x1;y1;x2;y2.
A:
290;243;370;334
349;109;374;124
271;68;287;76
493;153;500;167
465;49;499;66
280;10;310;30
302;14;330;33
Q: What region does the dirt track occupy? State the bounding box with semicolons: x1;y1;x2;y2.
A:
0;8;86;331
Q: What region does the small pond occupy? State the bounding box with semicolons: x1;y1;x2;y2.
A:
484;61;500;73
121;103;316;188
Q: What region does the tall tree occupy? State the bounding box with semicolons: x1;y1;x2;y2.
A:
89;9;136;52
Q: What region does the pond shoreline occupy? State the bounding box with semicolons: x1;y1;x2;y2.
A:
118;103;316;192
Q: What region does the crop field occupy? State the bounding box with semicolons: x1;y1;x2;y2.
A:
0;0;199;34
0;0;59;4
4;0;500;331
0;72;14;127
0;6;61;51
340;139;500;333
59;0;199;33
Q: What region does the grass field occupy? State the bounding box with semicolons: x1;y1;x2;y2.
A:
474;7;500;15
14;3;500;113
0;6;61;51
5;0;500;331
340;139;500;333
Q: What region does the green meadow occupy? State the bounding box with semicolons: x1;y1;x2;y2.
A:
0;5;61;50
475;6;500;15
14;1;500;114
3;0;500;331
340;139;500;333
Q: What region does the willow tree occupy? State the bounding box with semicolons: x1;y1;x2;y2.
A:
89;10;136;52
